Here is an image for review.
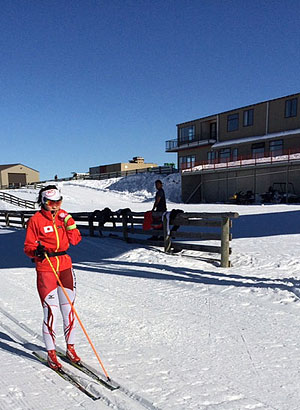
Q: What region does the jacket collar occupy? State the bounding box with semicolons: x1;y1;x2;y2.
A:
40;208;57;221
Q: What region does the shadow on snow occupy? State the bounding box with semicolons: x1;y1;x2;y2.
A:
1;218;300;299
233;209;300;238
72;259;299;296
0;331;44;362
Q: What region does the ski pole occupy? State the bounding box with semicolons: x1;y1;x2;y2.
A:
44;251;111;381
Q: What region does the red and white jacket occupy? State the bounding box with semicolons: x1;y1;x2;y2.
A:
24;208;81;272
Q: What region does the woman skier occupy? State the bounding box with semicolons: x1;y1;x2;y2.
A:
24;185;82;370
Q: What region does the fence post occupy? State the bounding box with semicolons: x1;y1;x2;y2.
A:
163;214;171;253
21;213;26;228
221;217;230;267
122;213;128;242
5;212;10;227
88;214;94;237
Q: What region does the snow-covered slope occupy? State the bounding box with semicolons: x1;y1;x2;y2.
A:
1;174;300;409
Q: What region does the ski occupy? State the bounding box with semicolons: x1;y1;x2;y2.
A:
32;351;100;401
56;351;119;391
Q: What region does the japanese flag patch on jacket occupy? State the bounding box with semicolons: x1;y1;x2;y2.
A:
44;226;54;233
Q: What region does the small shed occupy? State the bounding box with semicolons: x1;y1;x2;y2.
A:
0;163;40;189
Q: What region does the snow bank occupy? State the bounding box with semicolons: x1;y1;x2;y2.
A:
107;172;181;203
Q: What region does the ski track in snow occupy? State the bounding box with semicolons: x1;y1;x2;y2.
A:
1;178;300;409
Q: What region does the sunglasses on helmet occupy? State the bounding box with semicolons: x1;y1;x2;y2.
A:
44;198;62;206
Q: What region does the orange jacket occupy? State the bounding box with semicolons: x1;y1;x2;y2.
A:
24;208;81;272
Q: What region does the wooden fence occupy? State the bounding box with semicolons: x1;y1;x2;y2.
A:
0;211;36;228
0;192;36;209
87;165;177;181
0;165;176;190
0;209;239;267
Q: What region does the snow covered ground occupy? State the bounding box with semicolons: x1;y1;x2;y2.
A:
1;174;300;409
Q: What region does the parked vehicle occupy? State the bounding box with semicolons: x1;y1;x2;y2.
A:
229;190;255;205
260;186;281;204
261;183;300;204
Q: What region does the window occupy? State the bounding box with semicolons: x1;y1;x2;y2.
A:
232;148;238;161
207;151;217;164
210;122;217;139
252;142;265;158
285;98;297;118
219;148;231;162
179;125;195;142
179;155;196;169
270;139;283;156
227;113;239;132
243;109;254;127
186;155;195;168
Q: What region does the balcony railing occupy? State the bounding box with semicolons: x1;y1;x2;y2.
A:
180;147;300;173
166;134;216;152
165;139;178;151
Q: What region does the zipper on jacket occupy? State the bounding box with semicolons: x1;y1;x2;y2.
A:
53;214;60;272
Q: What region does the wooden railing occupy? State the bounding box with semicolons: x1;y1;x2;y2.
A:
0;209;239;267
0;210;36;228
0;192;36;209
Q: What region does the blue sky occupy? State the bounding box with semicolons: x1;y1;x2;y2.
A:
1;0;299;180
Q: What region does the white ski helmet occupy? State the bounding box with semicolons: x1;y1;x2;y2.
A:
41;187;63;204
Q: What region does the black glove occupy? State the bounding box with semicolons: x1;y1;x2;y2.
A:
34;244;46;259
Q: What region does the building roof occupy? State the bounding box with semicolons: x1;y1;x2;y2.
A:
176;92;300;127
0;164;19;171
0;163;39;172
211;128;300;149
